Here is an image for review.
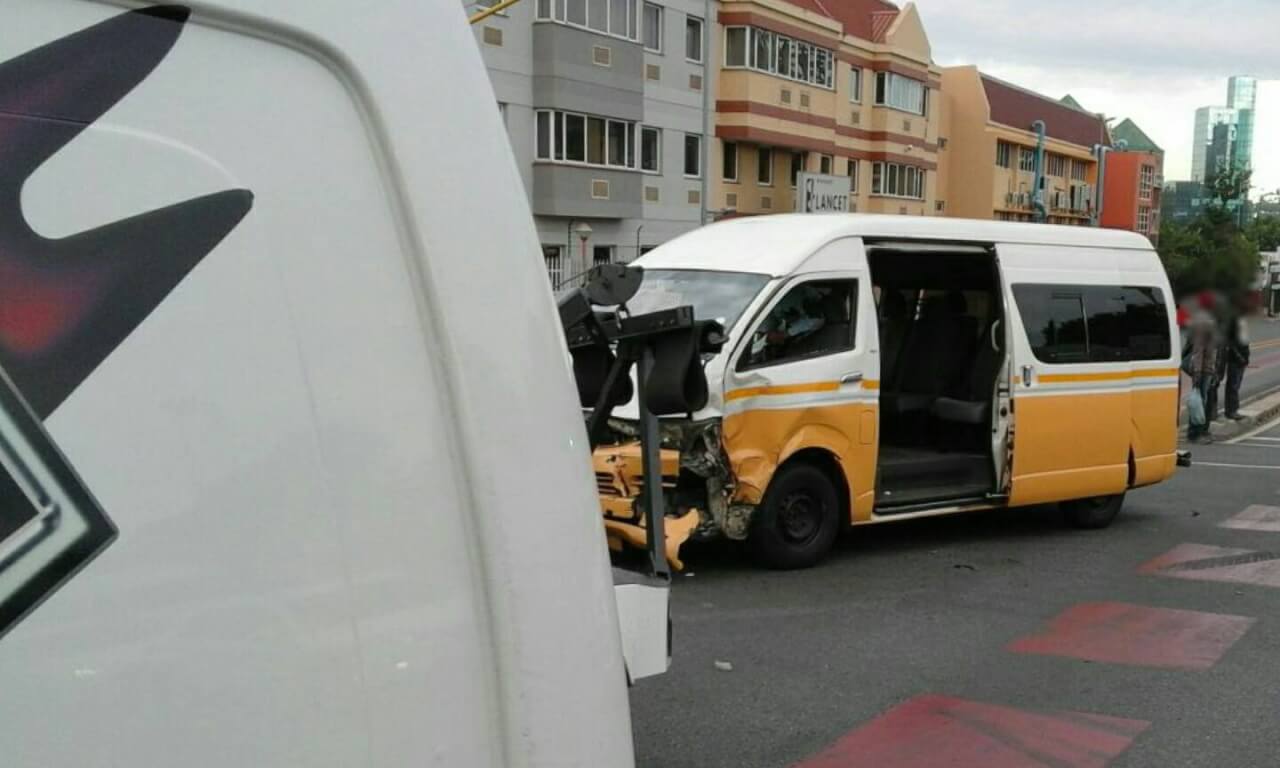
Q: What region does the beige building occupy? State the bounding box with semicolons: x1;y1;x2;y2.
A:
711;0;942;218
937;67;1108;225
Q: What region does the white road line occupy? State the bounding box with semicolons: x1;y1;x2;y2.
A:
1241;436;1280;442
1236;441;1280;448
1229;422;1280;444
1193;461;1280;470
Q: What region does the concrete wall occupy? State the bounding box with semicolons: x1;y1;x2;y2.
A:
470;0;710;280
938;66;994;220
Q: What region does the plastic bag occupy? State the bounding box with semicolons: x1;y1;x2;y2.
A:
1186;387;1206;428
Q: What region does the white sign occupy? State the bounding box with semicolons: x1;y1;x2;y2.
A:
796;172;852;213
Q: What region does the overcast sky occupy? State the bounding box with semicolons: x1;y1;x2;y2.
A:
912;0;1280;199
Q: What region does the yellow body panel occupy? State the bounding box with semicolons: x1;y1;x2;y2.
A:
1009;391;1131;505
722;393;879;522
1009;369;1179;506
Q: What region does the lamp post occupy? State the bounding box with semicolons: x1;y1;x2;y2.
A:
574;221;593;282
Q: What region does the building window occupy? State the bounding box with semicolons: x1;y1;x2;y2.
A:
1046;153;1066;177
1137;205;1151;232
1071;159;1087;181
684;133;702;177
685;15;703;62
873;71;925;115
751;27;772;72
535;109;637;170
790;151;806;186
757;147;773;185
724;26;747;67
593;245;614;266
1139;165;1155;199
723;141;739;182
544;0;640;41
642;2;662;51
640;126;661;172
544;245;566;287
819;154;833;175
849;66;862;103
723;26;834;90
1019;148;1036;172
847;158;858;191
871;161;925;199
996;140;1012;168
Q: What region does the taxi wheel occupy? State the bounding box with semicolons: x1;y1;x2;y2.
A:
1063;493;1125;530
748;463;838;570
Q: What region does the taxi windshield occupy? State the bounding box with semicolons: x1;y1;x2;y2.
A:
621;269;769;332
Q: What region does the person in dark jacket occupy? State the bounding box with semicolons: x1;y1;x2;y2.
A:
1224;304;1251;420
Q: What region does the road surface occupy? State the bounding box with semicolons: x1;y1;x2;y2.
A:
631;421;1280;767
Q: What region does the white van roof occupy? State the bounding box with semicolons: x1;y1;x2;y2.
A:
635;214;1155;277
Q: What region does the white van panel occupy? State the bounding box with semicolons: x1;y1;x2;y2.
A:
0;3;630;766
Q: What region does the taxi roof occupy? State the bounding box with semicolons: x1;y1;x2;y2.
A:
634;214;1156;277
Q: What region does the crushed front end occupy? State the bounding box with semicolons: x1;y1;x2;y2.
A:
594;417;753;568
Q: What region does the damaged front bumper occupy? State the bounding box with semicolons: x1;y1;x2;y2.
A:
594;418;755;567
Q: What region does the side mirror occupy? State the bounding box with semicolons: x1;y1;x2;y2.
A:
584;264;643;307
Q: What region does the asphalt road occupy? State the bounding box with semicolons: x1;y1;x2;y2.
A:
1242;316;1280;403
630;422;1280;767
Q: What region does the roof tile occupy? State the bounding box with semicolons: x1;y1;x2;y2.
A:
981;75;1108;149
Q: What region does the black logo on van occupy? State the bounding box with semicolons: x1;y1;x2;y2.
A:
0;6;253;638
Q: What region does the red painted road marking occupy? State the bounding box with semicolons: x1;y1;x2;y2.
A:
792;694;1148;768
1221;505;1280;532
1140;542;1280;588
1007;602;1254;670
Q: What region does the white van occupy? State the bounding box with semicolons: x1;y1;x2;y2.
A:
0;3;643;765
596;214;1180;569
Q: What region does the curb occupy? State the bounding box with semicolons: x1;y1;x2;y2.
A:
1180;384;1280;443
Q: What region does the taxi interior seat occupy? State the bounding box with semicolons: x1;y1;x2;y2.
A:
881;291;977;426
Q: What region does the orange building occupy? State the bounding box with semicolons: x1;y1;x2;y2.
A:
712;0;942;217
1100;118;1163;244
937;67;1107;225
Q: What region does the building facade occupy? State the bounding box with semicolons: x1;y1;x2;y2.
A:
710;0;942;218
1191;106;1236;183
937;68;1105;224
469;0;711;284
1101;118;1163;243
1190;76;1257;184
1228;75;1257;173
1161;181;1208;225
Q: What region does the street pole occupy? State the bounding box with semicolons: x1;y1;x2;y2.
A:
1031;120;1047;223
1092;144;1109;227
699;0;711;226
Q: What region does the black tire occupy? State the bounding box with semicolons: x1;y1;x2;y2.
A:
1063;493;1125;529
748;463;839;569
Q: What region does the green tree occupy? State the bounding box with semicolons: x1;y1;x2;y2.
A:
1158;205;1258;297
1207;166;1252;206
1248;215;1280;252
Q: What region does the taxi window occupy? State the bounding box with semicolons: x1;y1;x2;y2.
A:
739;280;858;370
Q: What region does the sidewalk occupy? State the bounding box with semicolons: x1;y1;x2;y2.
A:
1180;385;1280;443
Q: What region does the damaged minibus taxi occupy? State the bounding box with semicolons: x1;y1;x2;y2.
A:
595;214;1180;569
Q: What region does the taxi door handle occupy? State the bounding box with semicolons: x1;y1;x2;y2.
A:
840;372;864;385
1021;365;1034;387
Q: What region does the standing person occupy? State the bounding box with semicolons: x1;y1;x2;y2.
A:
1185;292;1221;443
1224;300;1251;420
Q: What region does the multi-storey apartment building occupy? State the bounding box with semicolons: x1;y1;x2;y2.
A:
1101;118;1164;244
710;0;942;218
937;67;1107;225
470;0;711;283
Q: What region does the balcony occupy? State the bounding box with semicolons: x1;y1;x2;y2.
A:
531;164;642;219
